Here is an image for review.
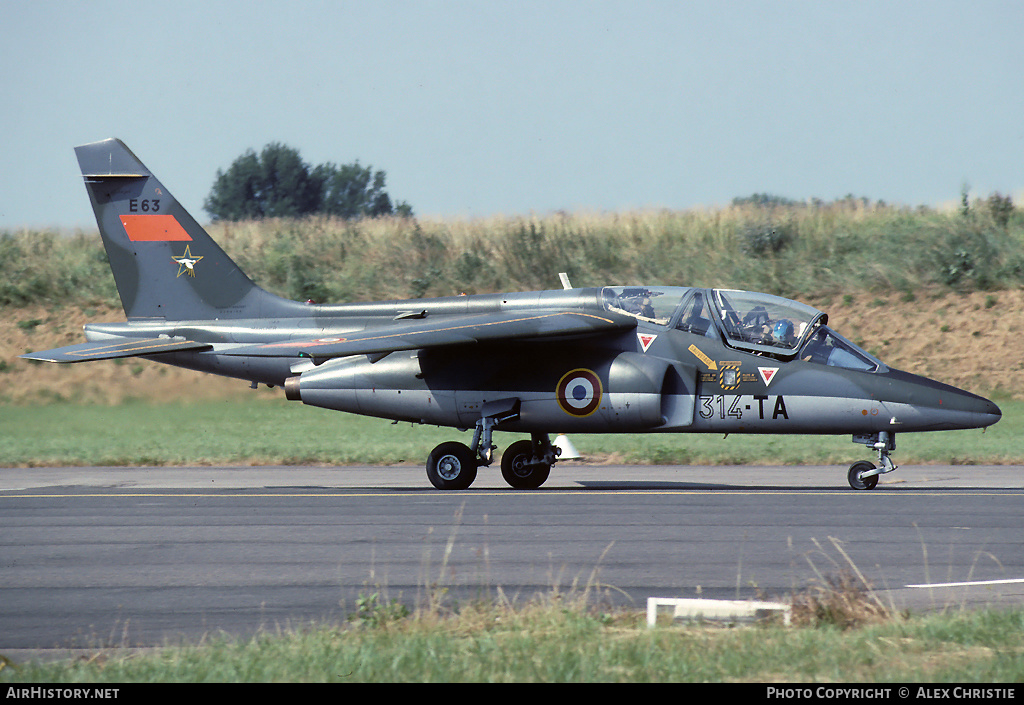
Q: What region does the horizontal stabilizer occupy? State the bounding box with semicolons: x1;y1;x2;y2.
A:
20;337;212;363
224;310;635;360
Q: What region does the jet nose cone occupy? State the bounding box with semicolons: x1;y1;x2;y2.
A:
947;389;1001;429
879;369;1001;431
976;397;1001;428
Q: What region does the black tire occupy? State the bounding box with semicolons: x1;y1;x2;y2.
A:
500;439;551;489
848;460;879;490
426;442;478;490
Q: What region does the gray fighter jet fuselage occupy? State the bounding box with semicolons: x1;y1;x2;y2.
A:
23;139;1001;491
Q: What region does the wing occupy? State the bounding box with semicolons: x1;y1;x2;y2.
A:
222;310;636;360
20;337;212;363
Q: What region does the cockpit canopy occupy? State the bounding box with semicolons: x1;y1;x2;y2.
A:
709;289;824;356
601;286;682;325
601;285;882;371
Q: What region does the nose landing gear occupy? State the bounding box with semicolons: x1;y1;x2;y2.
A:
848;432;898;490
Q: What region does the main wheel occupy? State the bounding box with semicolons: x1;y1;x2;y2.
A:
426;442;478;490
500;440;551;489
847;460;879;490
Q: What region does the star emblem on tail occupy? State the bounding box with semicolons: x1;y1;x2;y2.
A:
172;245;203;277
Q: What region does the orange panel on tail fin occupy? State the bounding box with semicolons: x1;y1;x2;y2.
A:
119;214;192;241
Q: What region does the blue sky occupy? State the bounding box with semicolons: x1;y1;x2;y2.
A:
2;0;1022;230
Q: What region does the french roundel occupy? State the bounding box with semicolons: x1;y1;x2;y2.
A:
556;368;602;417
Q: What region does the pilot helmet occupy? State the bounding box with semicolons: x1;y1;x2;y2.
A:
772;319;795;344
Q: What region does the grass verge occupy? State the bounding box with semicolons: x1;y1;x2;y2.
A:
2;597;1022;682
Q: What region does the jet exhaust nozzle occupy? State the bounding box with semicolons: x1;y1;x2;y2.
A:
284;376;302;401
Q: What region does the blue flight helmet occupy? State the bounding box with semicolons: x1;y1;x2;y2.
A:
773;319;795;345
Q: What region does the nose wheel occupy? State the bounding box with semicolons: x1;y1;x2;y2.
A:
848;432;898;490
847;461;879;490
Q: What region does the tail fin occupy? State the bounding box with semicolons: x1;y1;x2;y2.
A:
76;138;303;320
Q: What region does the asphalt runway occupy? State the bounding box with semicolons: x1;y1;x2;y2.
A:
1;463;1022;655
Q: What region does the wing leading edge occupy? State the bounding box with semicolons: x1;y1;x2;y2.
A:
21;310;635;364
20;337;213;363
223;310;636;360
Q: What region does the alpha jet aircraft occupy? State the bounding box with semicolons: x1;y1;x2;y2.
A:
23;139;1001;490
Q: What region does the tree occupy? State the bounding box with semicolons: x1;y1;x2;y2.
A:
203;149;262;221
204;143;322;221
204;143;412;222
317;162;393;219
732;193;801;208
253;142;324;218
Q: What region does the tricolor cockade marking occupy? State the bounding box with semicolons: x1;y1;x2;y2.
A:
556;368;602;418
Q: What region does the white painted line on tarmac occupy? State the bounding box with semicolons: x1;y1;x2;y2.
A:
906;578;1024;589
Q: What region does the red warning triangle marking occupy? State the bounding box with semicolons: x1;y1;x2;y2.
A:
758;367;779;386
638;333;657;352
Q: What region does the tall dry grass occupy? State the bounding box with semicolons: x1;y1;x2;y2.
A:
3;199;1022;309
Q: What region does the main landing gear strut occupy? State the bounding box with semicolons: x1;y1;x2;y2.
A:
847;432;898;490
425;399;560;490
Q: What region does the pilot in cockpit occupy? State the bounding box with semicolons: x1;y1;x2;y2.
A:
618;288;657;318
770;319;796;346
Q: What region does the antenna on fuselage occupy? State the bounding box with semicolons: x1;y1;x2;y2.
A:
558;272;572;290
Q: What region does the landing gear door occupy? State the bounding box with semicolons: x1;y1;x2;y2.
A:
660;362;697;428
